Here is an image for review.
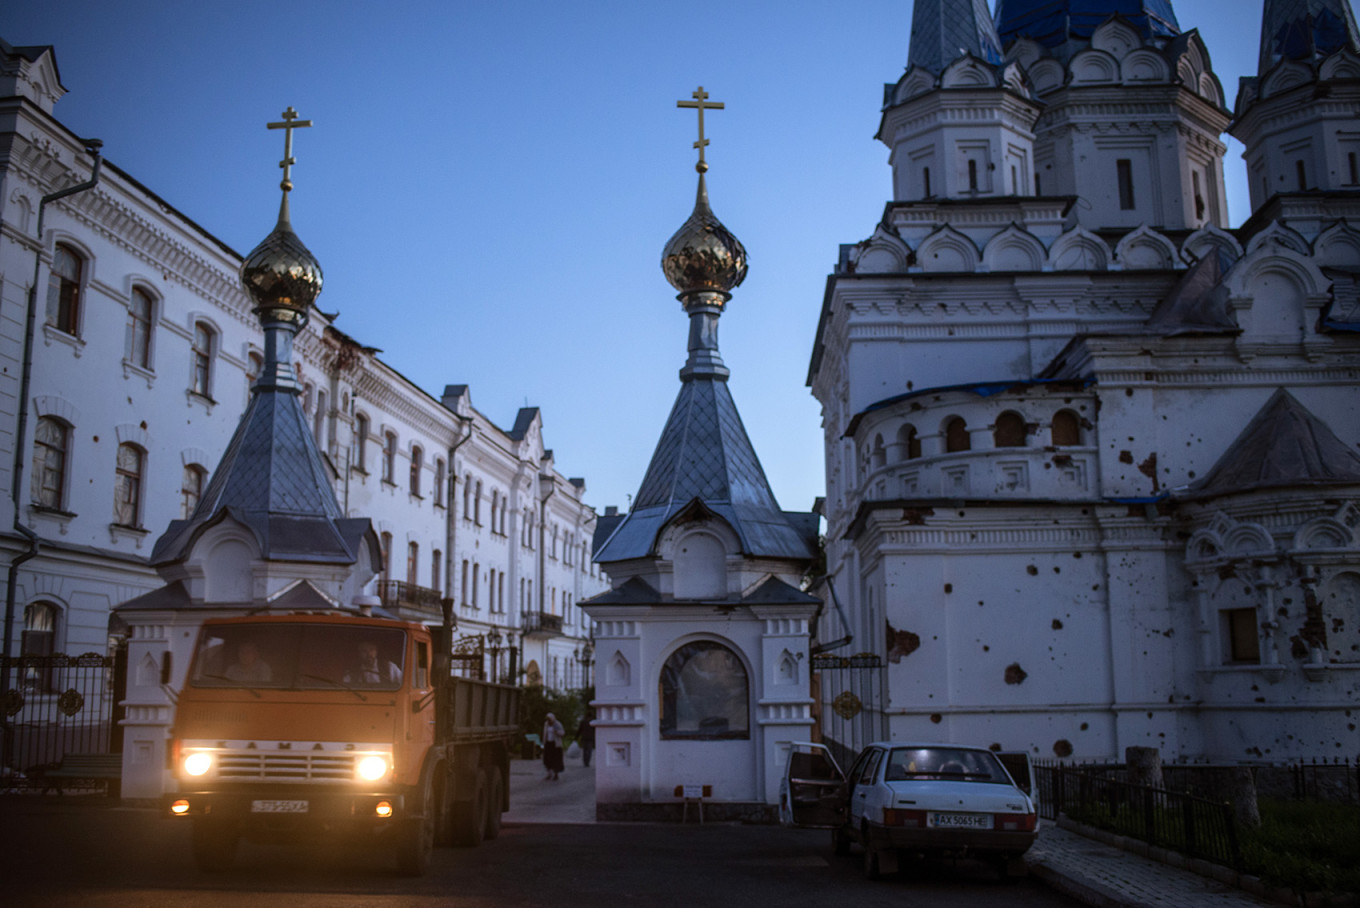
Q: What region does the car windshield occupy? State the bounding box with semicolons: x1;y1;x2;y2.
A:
883;747;1012;783
189;623;407;692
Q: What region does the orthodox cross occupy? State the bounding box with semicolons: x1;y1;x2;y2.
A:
677;86;723;172
267;106;313;192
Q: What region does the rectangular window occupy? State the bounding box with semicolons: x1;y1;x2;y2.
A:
923;166;931;197
1349;152;1358;185
1224;608;1260;664
127;289;153;369
32;417;68;510
354;414;369;471
967;159;978;191
1296;159;1307;191
431;550;441;595
191;323;213;398
1117;159;1135;210
113;443;144;527
46;245;82;336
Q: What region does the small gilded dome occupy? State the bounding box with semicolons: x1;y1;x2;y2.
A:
662;173;747;297
240;205;323;313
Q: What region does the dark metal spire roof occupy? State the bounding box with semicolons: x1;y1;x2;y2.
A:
908;0;1004;72
995;0;1181;49
1257;0;1360;73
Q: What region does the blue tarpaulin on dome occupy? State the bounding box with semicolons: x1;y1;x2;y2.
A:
995;0;1181;48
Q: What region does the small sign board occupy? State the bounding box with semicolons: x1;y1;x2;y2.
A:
673;784;712;799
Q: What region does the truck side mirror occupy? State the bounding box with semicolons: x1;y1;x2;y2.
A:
160;651;173;685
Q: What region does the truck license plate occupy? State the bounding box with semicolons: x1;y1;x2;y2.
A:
928;812;991;829
251;799;309;813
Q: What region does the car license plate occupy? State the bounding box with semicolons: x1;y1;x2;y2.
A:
251;799;308;813
928;812;991;829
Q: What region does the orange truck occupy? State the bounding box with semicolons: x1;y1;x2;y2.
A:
166;609;519;875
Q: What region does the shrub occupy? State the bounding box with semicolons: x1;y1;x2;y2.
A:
1240;799;1360;895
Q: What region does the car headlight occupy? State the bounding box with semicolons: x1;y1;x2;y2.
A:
356;755;389;782
183;751;213;777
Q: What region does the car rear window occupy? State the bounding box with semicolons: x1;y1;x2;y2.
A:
883;747;1011;783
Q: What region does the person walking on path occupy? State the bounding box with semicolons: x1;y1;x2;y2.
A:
542;712;566;780
577;710;595;768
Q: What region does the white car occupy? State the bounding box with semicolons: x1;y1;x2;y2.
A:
780;741;1038;879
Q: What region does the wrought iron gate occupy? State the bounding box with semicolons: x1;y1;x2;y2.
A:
1;648;125;780
811;651;886;771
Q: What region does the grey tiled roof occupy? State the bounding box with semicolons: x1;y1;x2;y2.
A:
1146;249;1238;335
151;386;366;566
1185;389;1360;497
595;377;816;563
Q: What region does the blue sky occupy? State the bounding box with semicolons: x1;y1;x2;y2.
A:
1;1;1267;518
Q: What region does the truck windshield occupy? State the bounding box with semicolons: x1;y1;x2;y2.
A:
189;624;407;692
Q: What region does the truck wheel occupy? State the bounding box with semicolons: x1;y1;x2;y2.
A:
191;819;238;873
395;774;435;876
433;770;455;847
484;767;504;840
453;768;488;847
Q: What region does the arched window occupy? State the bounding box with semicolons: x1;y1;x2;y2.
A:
126;287;154;369
472;561;480;607
994;411;1026;447
380;531;392;583
659;641;749;740
46;243;83;335
406;541;419;586
461;560;470;604
433;458;446;507
431;549;442;594
497;572;505;614
181;464;207;519
113;443;145;527
191;322;215;398
674;531;726;599
871;434;886;469
409;445;423;496
22;601;58;691
354;413;370;471
382;431;397;483
463;474;473;519
500;499;508;535
944;416;971;453
490;490;499;533
32;416;70;510
474;481;482;525
1051;410;1082;447
897;424;921;460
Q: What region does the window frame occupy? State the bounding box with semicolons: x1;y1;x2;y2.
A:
126;286;155;371
46;243;84;336
113;442;145;528
32;416;71;511
190;321;216;400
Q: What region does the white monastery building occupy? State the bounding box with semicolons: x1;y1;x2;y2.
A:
0;37;606;780
808;0;1360;764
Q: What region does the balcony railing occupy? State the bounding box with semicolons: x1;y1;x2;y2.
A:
520;611;564;637
379;580;443;616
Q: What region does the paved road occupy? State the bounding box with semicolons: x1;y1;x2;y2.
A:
0;796;1076;907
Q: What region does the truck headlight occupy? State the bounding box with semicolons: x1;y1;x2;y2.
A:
356;755;389;781
183;752;213;777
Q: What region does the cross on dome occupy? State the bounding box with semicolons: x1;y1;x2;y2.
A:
676;86;724;173
267;106;312;193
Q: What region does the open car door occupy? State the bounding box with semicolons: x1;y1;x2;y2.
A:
778;742;847;828
996;750;1036;797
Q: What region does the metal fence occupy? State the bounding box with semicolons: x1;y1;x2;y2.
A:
1;651;123;787
1036;764;1241;870
811;651;886;772
1291;757;1359;805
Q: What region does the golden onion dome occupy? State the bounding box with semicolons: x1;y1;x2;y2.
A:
240;201;323;314
662;172;747;297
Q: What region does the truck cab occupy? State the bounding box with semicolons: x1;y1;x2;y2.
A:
168;613;517;875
